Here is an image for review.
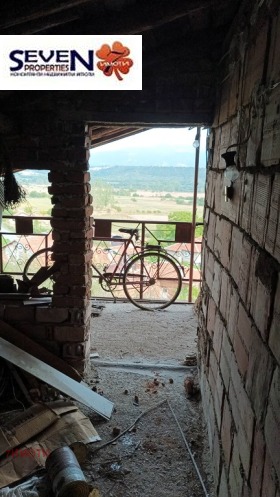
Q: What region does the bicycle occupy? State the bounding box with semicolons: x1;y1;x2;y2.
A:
22;227;184;311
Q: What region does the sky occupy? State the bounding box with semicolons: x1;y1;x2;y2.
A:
89;127;208;168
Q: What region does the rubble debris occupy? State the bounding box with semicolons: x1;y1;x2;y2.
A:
91;302;105;318
0;337;114;419
184;376;200;398
46;446;90;497
70;442;88;465
0;475;50;497
0;403;58;458
88;490;101;497
0;400;100;488
183;355;197;366
169;378;174;384
112;427;121;437
92;399;167;455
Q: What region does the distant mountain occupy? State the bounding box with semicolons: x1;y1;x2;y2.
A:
15;160;207;194
89;146;206;169
90;166;206;193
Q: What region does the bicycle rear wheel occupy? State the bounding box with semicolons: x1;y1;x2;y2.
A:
123;251;182;310
23;248;55;294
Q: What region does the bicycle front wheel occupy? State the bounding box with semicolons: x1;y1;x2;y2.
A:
123;251;182;310
23;247;55;294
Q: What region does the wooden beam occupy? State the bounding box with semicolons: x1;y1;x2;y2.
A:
90;127;149;148
1;12;80;34
0;0;95;30
9;0;226;36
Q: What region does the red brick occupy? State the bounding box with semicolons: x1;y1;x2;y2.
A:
36;307;69;323
252;278;272;341
221;396;233;469
214;216;222;259
247;246;259;313
52;296;88;308
237;303;253;351
4;306;35;322
220;220;232;269
212;425;222;491
227;286;239;342
220;270;231;320
213;312;224;362
209;349;219;397
49;171;90;183
207;297;216;338
262;448;278;497
250;426;265;497
205;171;215;209
230;227;243;285
265;174;280;257
54;324;89;342
233;330;249;379
51;218;89;231
264;367;280;482
69;285;90;298
53;283;69;294
53;239;92;254
269;278;280;363
69;250;93;265
62;339;90;359
213;172;222;214
59;194;90;208
251;175;271;248
220;330;234;392
228;354;254;478
218;467;230;497
229;436;244;497
205;250;215;289
49;183;89;195
70;228;94;240
15;322;54;341
238;236;252;303
240;173;255;233
55;273;90;286
206;211;216;251
52;205;93;219
246;328;274;423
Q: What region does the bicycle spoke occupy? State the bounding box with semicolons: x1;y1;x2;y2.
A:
123;251;182;310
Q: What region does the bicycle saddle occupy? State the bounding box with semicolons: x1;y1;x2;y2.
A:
119;228;139;236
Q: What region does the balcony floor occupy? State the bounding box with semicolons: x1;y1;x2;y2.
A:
83;302;215;497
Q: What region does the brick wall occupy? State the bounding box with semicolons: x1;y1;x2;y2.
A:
2;123;93;373
199;3;280;496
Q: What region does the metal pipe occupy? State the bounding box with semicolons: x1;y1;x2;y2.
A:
188;127;200;303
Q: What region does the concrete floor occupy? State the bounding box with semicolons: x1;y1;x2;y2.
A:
85;301;214;497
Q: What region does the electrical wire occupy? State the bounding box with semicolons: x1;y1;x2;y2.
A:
167;400;209;497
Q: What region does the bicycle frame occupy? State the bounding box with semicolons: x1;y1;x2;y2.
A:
92;231;142;288
92;231;184;299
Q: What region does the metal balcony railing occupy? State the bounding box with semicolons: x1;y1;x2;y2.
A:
0;216;202;303
0;215;52;278
92;218;202;303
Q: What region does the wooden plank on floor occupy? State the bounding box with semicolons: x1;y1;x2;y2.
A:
0;337;114;420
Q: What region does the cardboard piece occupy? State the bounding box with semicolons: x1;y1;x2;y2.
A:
0;401;100;488
0;337;114;420
0;403;58;457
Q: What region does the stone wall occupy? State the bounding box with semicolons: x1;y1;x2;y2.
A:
199;3;280;496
